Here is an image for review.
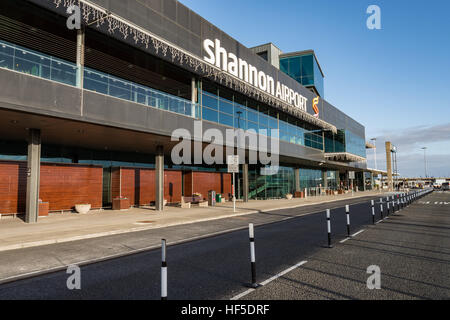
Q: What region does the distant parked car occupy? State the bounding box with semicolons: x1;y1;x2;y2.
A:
442;182;449;191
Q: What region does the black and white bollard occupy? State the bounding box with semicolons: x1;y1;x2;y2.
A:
392;199;395;214
346;205;351;237
387;201;390;216
371;200;375;224
380;199;384;219
248;223;260;288
161;239;167;300
326;209;332;248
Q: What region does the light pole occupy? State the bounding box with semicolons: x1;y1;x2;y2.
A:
371;138;377;170
422;147;428;178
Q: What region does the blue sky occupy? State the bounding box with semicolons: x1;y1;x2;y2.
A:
180;0;450;177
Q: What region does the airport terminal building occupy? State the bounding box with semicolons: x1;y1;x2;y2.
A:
0;0;372;222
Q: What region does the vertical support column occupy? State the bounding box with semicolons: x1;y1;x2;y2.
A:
243;163;249;203
191;77;197;118
25;129;41;224
385;141;393;191
322;170;328;190
295;168;300;192
155;145;164;211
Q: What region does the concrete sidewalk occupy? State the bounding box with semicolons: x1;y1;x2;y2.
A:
0;190;387;253
241;192;449;300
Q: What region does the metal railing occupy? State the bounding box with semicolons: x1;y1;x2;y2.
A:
0;39;200;119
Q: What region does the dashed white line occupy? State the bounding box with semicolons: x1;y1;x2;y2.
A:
339;229;366;243
351;229;365;237
230;261;308;300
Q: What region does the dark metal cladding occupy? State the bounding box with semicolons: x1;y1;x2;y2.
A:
26;0;365;140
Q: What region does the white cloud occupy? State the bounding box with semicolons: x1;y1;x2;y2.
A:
366;123;450;177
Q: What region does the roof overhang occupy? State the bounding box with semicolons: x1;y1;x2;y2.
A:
366;168;388;175
42;0;337;134
324;152;366;163
365;142;376;149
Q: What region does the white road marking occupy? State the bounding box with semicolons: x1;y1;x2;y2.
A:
339;229;365;243
351;229;365;237
230;261;308;300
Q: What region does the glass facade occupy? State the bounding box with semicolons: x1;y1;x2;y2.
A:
0;40;77;86
84;68;200;118
326;170;339;190
325;130;366;158
0;40;200;119
248;166;295;199
201;90;324;150
324;130;346;153
0;39;369;201
300;168;324;189
344;131;366;158
280;53;324;98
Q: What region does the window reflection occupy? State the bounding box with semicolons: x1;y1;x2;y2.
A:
0;39;199;119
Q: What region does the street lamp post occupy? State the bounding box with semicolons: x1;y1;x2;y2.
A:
371;138;377;170
422;147;428;178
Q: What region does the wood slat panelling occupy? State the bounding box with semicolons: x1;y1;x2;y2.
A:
0;160;102;214
191;172;232;201
113;168;182;205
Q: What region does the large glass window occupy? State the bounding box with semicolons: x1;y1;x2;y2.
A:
280;53;324;97
0;39;199;119
200;89;324;151
325;130;346;153
300;168;324;190
345;130;366;158
0;43;14;69
248;166;295;200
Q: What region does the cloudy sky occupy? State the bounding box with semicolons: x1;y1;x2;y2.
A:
181;0;450;177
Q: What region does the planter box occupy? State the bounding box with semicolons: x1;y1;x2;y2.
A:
294;191;304;198
113;198;130;211
39;202;49;217
75;204;91;214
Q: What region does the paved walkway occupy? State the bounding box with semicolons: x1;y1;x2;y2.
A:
0;191;387;253
241;191;449;300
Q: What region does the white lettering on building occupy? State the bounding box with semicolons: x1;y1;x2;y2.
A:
203;39;308;112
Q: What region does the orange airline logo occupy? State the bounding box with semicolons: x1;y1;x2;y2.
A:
313;97;320;118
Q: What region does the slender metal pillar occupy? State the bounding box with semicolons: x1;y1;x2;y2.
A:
76;27;85;88
25;129;41;224
155;145;164;211
243;163;249;203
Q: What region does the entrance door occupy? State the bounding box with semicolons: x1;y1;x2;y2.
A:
102;167;112;207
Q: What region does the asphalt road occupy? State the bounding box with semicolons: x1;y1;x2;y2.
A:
0;191;438;300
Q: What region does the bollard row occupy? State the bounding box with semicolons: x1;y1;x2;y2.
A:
158;188;433;299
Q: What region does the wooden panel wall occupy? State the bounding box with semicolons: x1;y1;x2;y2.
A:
39;163;103;211
0;160;103;214
112;167;182;205
0;161;27;214
190;172;233;200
